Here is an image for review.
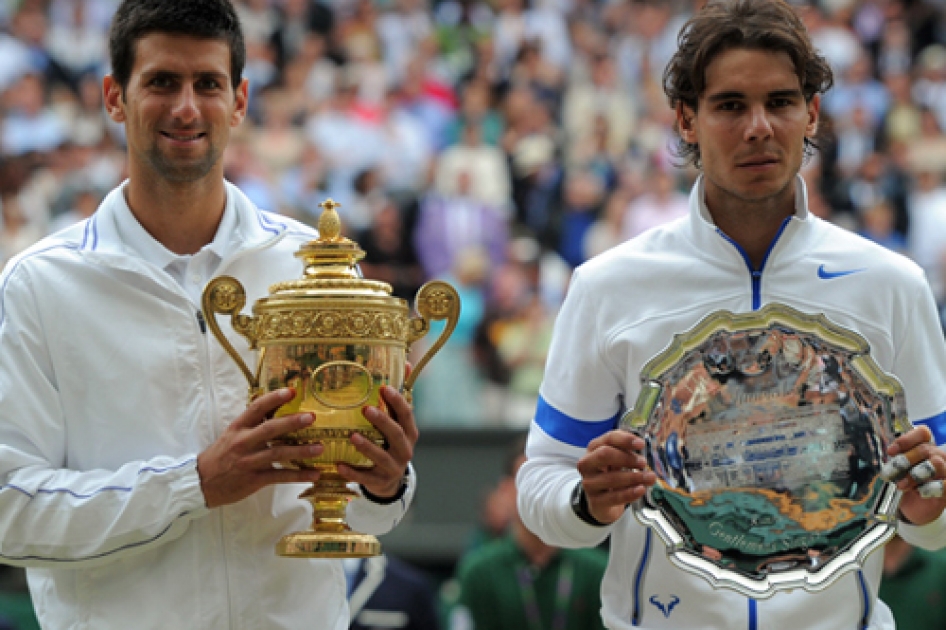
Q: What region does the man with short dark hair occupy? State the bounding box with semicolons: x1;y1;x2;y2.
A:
0;1;418;627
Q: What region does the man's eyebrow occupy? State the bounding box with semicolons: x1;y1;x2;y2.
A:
194;71;229;80
705;88;804;103
140;70;229;80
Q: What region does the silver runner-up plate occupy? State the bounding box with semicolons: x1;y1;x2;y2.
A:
620;303;910;597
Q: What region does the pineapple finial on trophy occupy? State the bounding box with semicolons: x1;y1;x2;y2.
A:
318;199;343;241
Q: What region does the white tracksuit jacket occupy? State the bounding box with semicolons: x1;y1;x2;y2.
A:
0;182;415;629
518;176;946;630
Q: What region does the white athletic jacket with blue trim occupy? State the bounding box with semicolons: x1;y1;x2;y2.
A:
0;182;415;629
518;176;946;630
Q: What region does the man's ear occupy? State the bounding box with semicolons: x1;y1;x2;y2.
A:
805;94;821;138
231;78;249;127
103;75;126;124
677;103;697;144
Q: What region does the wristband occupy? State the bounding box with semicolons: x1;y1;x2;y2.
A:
361;470;410;505
570;481;608;527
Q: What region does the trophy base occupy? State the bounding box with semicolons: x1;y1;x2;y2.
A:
276;531;382;558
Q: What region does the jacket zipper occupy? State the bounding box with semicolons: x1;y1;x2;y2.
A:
716;217;793;311
715;216;793;630
201;227;291;629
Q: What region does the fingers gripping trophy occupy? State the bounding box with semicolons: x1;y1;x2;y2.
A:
201;200;460;558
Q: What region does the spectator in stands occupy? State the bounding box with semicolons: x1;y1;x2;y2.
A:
880;536;946;630
823;48;890;132
858;199;907;255
443;79;504;148
306;67;388;209
249;87;308;181
358;198;425;300
557;169;605;269
377;0;434;87
621;166;688;240
269;0;335;76
882;71;922;147
583;188;628;261
913;44;946;134
44;0;108;86
276;142;330;220
493;292;555;427
415;169;508;280
0;185;45;269
376;87;434;196
452;437;608;630
907;166;946;302
47;180;104;235
492;0;570;80
0;73;67;157
562;52;636;170
435;121;512;215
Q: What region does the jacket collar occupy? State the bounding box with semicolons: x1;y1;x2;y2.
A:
683;174;814;268
80;180;287;260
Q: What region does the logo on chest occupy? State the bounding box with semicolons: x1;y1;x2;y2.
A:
817;264;866;280
649;594;680;618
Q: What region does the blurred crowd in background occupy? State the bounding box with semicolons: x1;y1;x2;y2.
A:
3;0;946;431
5;1;946;629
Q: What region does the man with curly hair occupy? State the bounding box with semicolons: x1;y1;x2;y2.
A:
518;1;946;628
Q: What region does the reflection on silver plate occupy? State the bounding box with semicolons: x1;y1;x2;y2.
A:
621;303;910;597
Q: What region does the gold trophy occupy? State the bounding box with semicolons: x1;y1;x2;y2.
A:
201;200;460;558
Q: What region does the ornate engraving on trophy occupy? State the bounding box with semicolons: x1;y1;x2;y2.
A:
202;199;460;558
210;281;241;311
256;309;409;343
419;287;455;318
310;361;373;409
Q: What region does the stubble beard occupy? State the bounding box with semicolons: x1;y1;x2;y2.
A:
708;160;798;207
730;176;795;205
703;169;799;228
144;142;221;184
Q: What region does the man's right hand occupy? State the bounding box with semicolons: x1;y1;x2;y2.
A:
577;430;656;525
197;388;323;508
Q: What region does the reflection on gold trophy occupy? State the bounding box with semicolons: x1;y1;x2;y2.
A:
201;200;460;558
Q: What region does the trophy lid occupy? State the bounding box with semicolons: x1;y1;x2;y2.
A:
269;199;395;298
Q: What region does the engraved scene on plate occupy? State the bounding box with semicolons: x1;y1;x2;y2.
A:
623;305;908;593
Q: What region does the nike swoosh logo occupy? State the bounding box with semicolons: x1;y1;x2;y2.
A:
817;264;866;279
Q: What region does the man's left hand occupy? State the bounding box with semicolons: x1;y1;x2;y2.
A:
885;426;946;526
337;385;417;500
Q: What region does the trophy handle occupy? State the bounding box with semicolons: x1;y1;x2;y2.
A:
201;276;260;392
403;280;461;396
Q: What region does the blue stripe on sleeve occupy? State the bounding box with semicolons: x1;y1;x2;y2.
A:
534;395;620;448
915;411;946;445
0;510;195;563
